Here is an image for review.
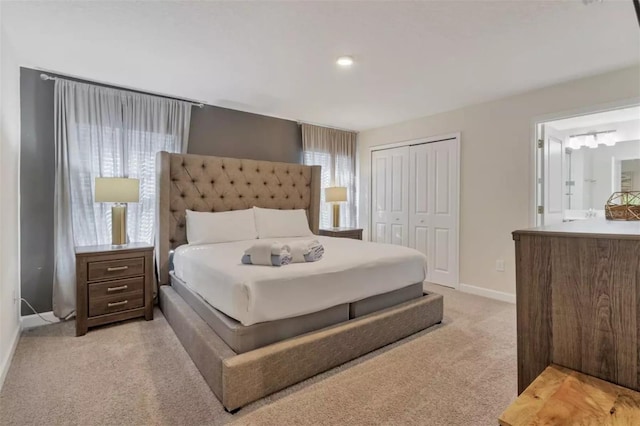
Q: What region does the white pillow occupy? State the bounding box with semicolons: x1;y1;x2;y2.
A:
185;209;258;245
253;207;313;239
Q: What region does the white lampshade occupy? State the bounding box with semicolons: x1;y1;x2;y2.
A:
584;134;598;149
325;186;347;203
95;178;140;203
568;136;584;150
599;131;618;147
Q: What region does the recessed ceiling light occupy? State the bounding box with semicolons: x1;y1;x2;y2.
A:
336;56;354;67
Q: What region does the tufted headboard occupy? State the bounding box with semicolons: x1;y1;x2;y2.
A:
155;151;321;285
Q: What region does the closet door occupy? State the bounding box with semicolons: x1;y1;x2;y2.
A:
371;147;409;245
428;140;458;287
409;144;432;280
409;140;459;287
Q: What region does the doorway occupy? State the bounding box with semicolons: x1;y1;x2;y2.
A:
535;105;640;226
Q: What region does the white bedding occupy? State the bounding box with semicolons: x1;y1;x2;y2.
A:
173;236;427;326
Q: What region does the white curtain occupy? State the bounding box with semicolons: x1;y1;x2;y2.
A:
53;80;191;319
301;123;358;228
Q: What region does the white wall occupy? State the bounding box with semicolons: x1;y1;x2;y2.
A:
358;65;640;297
0;8;22;388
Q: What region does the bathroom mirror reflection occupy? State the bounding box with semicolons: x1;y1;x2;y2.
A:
538;106;640;224
620;159;640;192
565;140;640;216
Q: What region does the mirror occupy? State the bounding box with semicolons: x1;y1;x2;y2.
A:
539;106;640;225
621;159;640;192
566;140;640;213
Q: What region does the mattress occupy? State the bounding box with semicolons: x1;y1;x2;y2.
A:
173;236;427;326
172;272;424;353
171;273;349;354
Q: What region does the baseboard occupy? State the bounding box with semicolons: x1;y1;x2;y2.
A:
459;283;516;304
20;311;60;330
0;325;20;391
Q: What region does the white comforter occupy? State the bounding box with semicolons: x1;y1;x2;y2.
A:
173;236;426;326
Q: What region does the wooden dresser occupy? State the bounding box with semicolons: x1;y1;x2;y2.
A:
513;220;640;394
75;243;154;336
319;227;363;240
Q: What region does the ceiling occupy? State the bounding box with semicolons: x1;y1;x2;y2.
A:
2;1;639;131
548;106;640;130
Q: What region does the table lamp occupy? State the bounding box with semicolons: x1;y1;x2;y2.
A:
95;177;140;247
325;186;347;228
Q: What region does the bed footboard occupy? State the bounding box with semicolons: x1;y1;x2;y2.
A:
160;285;443;411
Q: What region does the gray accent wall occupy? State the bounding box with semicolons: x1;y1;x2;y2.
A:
20;67;56;315
189;106;301;164
19;67;302;314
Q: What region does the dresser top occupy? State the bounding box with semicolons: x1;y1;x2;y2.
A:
514;219;640;240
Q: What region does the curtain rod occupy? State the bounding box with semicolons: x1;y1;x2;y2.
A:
297;120;358;133
39;73;205;109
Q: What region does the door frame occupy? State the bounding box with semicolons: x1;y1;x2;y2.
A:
531;98;640;227
368;132;460;289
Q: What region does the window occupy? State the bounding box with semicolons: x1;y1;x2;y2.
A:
53;78;191;318
301;124;358;228
71;124;179;246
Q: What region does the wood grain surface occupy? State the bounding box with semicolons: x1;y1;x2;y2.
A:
500;365;640;426
513;228;640;394
514;234;553;393
87;257;145;281
318;228;363;240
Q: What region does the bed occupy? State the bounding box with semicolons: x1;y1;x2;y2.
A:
155;151;443;411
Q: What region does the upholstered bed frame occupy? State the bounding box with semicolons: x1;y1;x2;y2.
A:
155;151;321;286
155;151;443;411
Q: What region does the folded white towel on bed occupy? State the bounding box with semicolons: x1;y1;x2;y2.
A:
243;240;323;266
241;253;292;266
287;239;324;263
305;242;324;262
244;241;289;266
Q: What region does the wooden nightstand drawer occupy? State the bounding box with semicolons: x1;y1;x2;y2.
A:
88;276;144;300
87;257;144;281
89;290;144;317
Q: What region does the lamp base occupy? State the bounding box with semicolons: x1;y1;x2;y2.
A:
111;203;128;246
332;204;341;228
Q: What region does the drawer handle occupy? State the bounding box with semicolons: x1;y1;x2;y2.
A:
107;266;129;272
107;285;128;293
107;300;128;308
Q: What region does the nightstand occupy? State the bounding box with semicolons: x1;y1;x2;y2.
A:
319;227;363;240
75;243;154;336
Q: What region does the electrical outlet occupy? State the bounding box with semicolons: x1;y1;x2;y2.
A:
496;259;505;272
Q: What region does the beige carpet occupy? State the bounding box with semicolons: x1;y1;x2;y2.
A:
0;284;516;426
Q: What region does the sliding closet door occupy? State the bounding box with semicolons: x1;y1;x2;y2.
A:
409;139;459;288
428;140;459;287
409;144;431;279
371;147;409;245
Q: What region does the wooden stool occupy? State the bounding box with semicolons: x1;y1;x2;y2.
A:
499;365;640;426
